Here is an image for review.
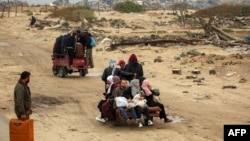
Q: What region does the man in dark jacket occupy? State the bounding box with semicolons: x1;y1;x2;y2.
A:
66;33;76;67
125;54;144;81
117;59;134;80
30;16;36;27
102;59;134;84
14;71;32;120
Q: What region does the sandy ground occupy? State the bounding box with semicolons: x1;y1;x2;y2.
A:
0;9;250;141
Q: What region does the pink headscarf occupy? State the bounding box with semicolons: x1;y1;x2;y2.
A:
141;79;152;96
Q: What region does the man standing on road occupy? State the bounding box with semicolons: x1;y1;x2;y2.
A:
30;16;36;27
77;30;94;68
14;71;32;120
66;32;77;68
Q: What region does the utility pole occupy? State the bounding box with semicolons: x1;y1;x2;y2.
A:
21;2;23;12
8;0;10;18
15;0;17;16
98;0;100;16
1;2;6;18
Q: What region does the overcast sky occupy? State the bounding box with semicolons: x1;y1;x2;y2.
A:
23;0;81;5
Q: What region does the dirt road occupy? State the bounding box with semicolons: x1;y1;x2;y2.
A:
0;11;250;141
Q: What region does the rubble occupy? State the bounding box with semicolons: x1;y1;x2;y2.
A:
109;19;129;28
110;39;202;50
193;79;201;83
180;49;205;58
222;61;241;65
199;17;250;48
186;75;197;79
209;69;216;75
222;85;237;89
192;69;201;75
25;10;250;52
154;56;163;62
239;78;247;83
226;72;236;77
172;69;182;75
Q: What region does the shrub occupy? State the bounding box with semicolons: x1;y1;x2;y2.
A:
62;22;69;27
223;28;234;33
100;17;107;22
23;10;33;16
113;1;144;13
241;5;250;16
49;6;96;22
193;4;250;17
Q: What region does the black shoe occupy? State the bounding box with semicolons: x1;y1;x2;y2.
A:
164;118;173;123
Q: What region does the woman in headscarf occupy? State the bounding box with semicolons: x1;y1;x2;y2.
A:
96;75;121;122
96;75;113;122
125;54;144;82
123;79;153;127
139;77;173;123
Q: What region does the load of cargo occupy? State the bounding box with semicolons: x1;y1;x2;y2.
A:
51;30;96;77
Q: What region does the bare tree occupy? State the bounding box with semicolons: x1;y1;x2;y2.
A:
172;0;188;27
14;0;18;16
1;2;7;18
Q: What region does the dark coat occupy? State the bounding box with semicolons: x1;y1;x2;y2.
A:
125;62;144;81
66;35;76;49
30;16;36;26
118;64;133;80
123;86;150;119
123;86;133;99
101;67;120;82
78;32;91;49
117;68;133;80
14;80;31;118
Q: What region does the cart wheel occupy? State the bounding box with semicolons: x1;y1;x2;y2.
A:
79;69;86;76
58;67;66;78
52;66;58;76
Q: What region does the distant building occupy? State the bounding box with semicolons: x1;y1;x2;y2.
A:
74;0;99;6
73;0;250;8
52;0;70;5
135;0;144;5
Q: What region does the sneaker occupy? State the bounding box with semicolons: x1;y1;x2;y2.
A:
95;116;106;123
138;123;143;128
136;118;142;124
148;120;154;126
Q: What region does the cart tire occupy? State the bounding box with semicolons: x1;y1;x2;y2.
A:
79;69;87;77
52;66;58;76
58;67;66;78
